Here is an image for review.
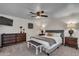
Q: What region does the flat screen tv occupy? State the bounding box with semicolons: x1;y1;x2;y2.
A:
0;16;13;26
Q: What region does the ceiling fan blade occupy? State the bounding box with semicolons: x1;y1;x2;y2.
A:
41;15;48;17
29;12;36;14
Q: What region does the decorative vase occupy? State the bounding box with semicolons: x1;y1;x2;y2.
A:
20;26;23;33
23;29;25;33
41;30;44;34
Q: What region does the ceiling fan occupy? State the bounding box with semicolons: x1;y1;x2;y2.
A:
29;10;48;17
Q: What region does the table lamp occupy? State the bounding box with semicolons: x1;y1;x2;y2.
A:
67;23;76;37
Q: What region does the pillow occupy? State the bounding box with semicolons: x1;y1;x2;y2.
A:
46;32;53;36
53;33;61;37
45;32;61;37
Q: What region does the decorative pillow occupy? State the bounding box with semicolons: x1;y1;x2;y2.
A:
45;32;53;36
45;32;61;37
53;33;61;37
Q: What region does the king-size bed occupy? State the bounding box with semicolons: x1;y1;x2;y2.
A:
29;30;64;55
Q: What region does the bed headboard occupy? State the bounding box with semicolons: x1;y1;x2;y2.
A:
46;30;64;44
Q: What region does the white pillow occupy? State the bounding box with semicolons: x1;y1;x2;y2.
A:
45;32;61;37
53;33;61;37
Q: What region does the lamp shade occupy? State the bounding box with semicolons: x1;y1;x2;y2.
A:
67;23;76;29
42;24;46;28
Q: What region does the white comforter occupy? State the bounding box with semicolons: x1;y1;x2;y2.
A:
30;36;62;49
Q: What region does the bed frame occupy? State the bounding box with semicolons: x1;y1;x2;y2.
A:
45;30;64;55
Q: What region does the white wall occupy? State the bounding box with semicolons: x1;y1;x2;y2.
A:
0;16;39;34
46;19;65;30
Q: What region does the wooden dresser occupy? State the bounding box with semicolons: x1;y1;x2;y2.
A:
1;33;26;47
65;37;78;49
16;33;26;42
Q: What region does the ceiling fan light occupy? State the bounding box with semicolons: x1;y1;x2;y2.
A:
36;16;41;19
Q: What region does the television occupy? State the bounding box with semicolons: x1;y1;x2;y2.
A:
0;16;13;26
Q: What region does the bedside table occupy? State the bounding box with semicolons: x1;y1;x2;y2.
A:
65;37;78;49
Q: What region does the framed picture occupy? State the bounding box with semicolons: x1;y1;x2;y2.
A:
28;23;33;29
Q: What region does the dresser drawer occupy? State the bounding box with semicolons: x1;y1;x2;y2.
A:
65;39;77;43
65;37;78;49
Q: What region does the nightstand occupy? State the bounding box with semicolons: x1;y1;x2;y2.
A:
65;37;78;49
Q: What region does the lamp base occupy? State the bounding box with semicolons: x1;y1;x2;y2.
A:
68;29;74;37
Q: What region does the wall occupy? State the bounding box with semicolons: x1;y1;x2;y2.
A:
46;19;65;30
46;18;79;37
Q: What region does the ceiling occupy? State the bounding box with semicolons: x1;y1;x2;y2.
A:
0;3;79;22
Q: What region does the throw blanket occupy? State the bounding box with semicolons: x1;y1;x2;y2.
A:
30;36;56;46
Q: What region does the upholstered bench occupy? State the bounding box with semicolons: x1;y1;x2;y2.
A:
27;40;43;55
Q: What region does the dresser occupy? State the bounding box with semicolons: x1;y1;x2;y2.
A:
65;37;78;49
1;33;26;47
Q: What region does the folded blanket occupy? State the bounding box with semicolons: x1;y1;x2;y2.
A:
31;36;56;46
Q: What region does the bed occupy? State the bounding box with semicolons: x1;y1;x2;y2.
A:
30;30;64;55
